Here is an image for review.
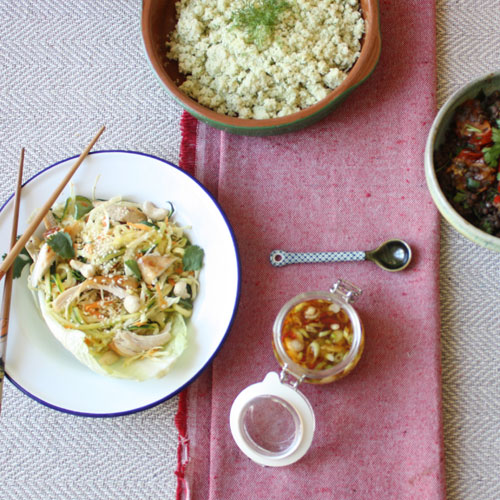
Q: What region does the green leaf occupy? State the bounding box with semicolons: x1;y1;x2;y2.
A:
492;127;500;143
74;195;94;220
71;269;85;282
483;143;500;167
46;232;75;259
12;248;33;279
483;127;500;167
481;219;494;234
125;260;142;280
466;177;481;190
1;236;34;279
182;245;204;271
453;191;467;203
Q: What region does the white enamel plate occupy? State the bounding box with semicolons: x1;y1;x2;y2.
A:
0;151;240;416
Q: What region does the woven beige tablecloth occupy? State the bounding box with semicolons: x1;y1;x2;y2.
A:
0;1;499;499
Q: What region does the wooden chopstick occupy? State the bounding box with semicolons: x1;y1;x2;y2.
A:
0;125;105;283
0;148;25;411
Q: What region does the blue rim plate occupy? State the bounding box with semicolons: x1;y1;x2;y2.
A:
0;150;241;417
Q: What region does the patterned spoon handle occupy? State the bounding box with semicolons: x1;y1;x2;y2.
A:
270;249;366;267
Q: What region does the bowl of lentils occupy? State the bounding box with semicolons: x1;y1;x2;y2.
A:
425;72;500;251
141;0;381;136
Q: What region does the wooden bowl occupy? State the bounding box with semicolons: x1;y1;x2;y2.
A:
141;0;381;136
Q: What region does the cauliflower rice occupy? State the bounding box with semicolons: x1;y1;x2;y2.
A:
167;0;365;119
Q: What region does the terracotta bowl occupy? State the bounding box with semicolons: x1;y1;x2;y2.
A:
141;0;381;136
425;72;500;252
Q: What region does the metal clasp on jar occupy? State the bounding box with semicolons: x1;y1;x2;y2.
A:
330;279;362;304
279;363;306;389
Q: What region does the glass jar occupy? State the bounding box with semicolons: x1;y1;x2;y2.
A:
272;280;364;384
230;279;364;467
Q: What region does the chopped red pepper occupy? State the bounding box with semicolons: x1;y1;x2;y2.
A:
456;149;483;161
493;195;500;206
466;121;493;147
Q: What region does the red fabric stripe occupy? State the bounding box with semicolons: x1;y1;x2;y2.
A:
175;111;198;500
179;111;199;178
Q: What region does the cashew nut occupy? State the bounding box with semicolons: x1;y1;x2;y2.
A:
123;294;141;314
173;281;190;299
69;259;96;278
142;201;169;221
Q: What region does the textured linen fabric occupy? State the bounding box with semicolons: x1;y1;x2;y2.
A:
436;3;500;500
0;0;499;499
0;2;183;499
180;1;445;498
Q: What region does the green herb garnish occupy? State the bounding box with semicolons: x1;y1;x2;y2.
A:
182;245;204;271
466;177;481;190
71;269;86;282
481;219;494;234
74;195;94;220
125;259;142;280
46;231;75;260
12;248;33;279
482;127;500;167
232;0;290;47
1;236;34;279
465;124;482;134
453;191;467;203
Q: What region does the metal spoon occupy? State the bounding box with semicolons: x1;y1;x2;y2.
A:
269;239;412;272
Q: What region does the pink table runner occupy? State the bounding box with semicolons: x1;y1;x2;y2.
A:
176;1;445;498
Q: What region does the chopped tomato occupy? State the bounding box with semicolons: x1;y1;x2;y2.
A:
456;149;483;161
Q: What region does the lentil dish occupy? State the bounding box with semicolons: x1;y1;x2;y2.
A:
435;91;500;235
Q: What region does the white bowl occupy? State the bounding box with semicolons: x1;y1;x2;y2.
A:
425;72;500;252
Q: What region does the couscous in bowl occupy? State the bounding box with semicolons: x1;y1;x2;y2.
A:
141;0;381;136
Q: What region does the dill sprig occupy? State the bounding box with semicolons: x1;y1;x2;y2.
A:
231;0;291;47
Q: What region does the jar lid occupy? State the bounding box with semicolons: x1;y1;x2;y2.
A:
229;372;315;466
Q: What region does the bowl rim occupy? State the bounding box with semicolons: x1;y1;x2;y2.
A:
141;0;381;131
424;71;500;251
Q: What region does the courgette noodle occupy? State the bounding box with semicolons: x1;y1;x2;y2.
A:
27;194;204;380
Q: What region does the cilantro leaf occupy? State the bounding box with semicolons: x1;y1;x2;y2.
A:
13;248;33;279
483;127;500;167
125;260;142;280
182;245;204;271
1;238;34;279
46;232;75;259
71;269;85;282
492;127;500;143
